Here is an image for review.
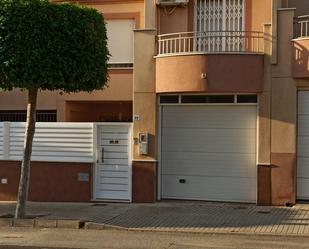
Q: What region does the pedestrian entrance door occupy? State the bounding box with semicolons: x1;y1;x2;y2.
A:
94;124;132;202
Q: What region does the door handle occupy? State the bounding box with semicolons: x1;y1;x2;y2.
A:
101;148;105;163
179;179;186;184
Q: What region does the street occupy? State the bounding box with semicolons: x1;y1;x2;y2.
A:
1;227;309;249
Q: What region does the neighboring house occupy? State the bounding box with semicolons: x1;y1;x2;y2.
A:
0;0;309;206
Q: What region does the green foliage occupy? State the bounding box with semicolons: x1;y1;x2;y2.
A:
0;0;109;92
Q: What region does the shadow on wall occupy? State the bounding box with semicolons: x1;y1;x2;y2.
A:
292;39;309;78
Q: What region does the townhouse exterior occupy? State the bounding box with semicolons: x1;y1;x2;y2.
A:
0;0;309;206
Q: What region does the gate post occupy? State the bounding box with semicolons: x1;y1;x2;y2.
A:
3;122;10;160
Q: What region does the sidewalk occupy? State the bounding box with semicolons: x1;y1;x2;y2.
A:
1;201;309;236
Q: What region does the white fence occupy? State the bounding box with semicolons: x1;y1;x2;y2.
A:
0;122;94;163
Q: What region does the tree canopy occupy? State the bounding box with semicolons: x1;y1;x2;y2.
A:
0;0;109;92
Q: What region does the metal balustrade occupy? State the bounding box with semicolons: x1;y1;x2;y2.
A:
298;15;309;38
157;31;264;56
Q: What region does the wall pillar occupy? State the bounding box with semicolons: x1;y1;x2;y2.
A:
270;8;297;206
132;29;157;203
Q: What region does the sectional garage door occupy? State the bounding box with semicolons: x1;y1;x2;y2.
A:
161;105;257;203
297;91;309;200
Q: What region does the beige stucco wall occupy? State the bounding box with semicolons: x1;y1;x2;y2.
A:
133;29;157;160
264;8;297;205
92;2;145;28
284;0;309;17
156;54;264;93
249;0;272;32
0;72;133;120
0;89;58;110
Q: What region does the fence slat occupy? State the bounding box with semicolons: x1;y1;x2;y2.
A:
1;122;94;163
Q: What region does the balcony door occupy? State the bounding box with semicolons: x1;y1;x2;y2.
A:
194;0;245;52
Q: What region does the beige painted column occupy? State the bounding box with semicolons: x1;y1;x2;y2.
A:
144;0;156;29
271;0;283;64
56;100;66;122
270;8;297;205
257;23;272;205
132;29;157;203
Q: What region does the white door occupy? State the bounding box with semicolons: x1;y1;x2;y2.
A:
297;92;309;200
161;106;257;203
95;124;132;201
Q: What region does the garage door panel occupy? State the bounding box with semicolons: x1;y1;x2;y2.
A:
162;151;256;178
297;91;309;200
162;128;256;154
297;115;309;135
298;92;309;115
297;179;309;200
161;175;256;202
163;106;257;129
297;157;309;177
161;105;257;203
297;136;309;156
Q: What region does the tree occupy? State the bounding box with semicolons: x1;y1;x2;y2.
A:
0;0;109;218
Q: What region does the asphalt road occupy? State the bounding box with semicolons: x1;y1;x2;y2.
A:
1;227;309;249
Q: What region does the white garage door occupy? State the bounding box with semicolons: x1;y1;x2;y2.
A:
161;105;257;203
297;91;309;200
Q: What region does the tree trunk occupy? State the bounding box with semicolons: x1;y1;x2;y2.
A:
15;88;38;219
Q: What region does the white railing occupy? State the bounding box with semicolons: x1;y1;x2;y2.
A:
0;122;94;163
298;15;309;38
157;31;264;56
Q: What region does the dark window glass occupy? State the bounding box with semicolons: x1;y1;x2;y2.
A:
160;95;179;104
108;63;133;68
237;95;258;103
181;95;234;104
0;110;57;122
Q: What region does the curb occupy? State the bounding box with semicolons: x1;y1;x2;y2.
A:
84;222;128;231
2;218;309;238
0;218;83;229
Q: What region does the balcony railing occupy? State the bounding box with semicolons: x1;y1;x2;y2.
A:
298;15;309;38
157;31;264;56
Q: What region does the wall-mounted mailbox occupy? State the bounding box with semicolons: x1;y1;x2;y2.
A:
139;133;149;155
78;173;89;182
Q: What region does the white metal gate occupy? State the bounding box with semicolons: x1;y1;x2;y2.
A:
195;0;245;52
94;124;132;202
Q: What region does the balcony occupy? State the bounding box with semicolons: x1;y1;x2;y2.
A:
157;31;264;56
156;31;265;94
292;15;309;78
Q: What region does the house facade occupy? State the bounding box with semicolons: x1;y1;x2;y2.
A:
0;0;309;205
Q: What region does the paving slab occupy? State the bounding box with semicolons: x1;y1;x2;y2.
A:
1;201;309;236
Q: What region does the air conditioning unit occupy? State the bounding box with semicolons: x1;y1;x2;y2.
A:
156;0;189;7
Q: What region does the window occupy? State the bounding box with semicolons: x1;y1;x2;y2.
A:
181;95;234;104
160;95;179;104
195;0;244;32
0;110;57;122
159;94;258;105
195;0;245;52
237;95;258;103
106;19;135;67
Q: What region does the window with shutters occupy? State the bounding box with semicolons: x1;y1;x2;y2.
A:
195;0;245;52
106;19;135;68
